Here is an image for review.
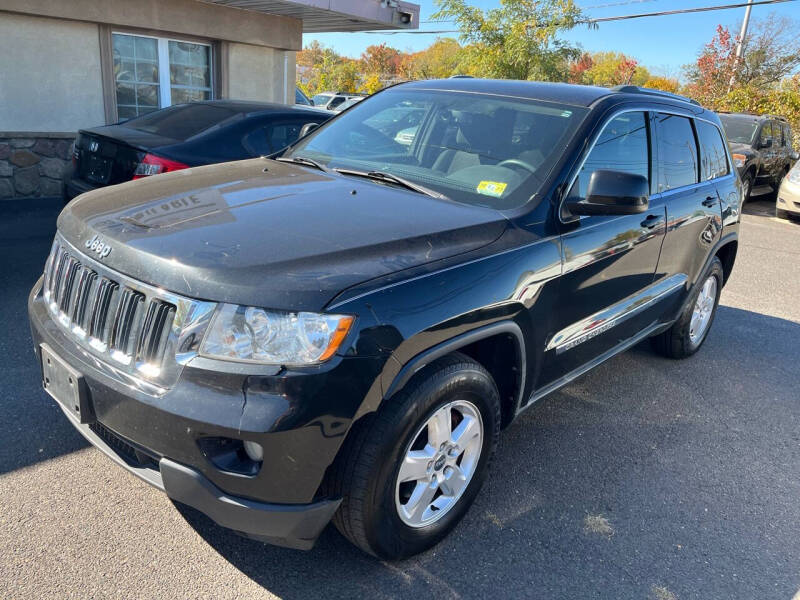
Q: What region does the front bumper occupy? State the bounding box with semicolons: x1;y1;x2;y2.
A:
28;277;384;549
777;178;800;215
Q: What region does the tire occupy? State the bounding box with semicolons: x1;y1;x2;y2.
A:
329;352;501;559
741;171;753;204
651;257;723;359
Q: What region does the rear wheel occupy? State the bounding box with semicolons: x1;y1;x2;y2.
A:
741;171;753;204
652;257;723;359
329;353;501;559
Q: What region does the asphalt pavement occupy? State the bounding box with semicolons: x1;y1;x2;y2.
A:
1;196;799;599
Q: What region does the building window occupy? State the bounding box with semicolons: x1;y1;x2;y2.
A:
112;33;212;119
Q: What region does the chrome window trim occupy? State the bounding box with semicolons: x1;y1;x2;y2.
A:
559;106;734;224
545;273;688;354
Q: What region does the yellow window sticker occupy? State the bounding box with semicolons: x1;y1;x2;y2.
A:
477;181;507;197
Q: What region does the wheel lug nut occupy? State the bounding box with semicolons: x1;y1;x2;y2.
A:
448;446;459;457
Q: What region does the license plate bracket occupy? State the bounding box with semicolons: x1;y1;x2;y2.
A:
41;344;94;424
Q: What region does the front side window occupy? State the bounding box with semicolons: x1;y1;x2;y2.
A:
759;122;774;147
112;33;212;119
568;111;649;201
285;88;588;210
655;113;698;192
695;120;729;181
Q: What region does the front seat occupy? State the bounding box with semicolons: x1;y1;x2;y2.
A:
433;113;506;175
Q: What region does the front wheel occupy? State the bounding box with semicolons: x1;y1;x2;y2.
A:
329;353;501;559
651;258;723;359
741;171;753;204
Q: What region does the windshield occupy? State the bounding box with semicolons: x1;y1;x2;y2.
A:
719;115;759;145
285;88;587;210
312;94;333;106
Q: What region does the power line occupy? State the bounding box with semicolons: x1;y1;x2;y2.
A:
369;0;796;34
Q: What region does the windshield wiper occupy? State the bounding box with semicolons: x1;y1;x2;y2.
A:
334;169;448;200
275;156;331;173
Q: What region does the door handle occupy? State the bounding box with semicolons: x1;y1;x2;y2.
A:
640;214;664;229
702;195;718;208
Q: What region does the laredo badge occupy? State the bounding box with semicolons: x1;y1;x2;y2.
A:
476;180;507;198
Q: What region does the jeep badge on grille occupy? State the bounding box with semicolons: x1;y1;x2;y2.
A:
85;235;112;259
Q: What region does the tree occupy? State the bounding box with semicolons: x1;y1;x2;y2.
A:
684;25;739;106
361;44;401;79
400;38;467;80
643;76;680;94
431;0;585;81
736;15;800;87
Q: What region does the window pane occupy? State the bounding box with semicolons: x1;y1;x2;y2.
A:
696;120;729;180
570;112;649;200
112;33;160;118
655;113;698;192
169;41;211;89
170;87;210;105
760;123;774;145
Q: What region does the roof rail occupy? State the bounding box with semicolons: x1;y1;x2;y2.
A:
611;85;701;107
716;111;788;122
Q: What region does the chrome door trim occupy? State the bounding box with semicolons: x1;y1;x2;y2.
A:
545;273;687;354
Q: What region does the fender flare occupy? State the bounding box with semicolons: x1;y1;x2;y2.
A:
383;320;527;412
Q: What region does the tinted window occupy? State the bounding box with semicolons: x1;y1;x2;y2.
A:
695;120;729;180
781;123;791;147
569;112;649;200
655;113;698;192
125;104;239;140
295;88;311;105
759;122;774;146
243;120;318;155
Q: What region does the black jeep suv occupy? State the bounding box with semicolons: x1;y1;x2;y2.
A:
718;112;796;202
28;80;741;559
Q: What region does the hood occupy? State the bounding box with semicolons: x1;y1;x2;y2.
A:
58;159;508;311
728;142;755;156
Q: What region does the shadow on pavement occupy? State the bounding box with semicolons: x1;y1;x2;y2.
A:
0;198;89;475
176;305;800;600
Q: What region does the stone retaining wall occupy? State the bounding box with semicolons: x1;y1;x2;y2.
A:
0;134;75;199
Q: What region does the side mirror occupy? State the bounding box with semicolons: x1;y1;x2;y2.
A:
565;170;649;216
760;138;773;149
299;122;320;138
790;151;799;161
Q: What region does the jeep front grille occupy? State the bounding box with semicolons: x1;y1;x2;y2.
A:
42;235;216;393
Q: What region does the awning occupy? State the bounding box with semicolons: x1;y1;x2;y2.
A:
199;0;420;32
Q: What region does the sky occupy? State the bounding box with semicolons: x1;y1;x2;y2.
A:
304;0;800;78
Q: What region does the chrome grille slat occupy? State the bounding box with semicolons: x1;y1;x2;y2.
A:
109;288;145;357
71;267;97;330
40;235;217;394
136;300;175;364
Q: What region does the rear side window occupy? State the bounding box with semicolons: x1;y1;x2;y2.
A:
782;123;791;147
569;111;650;200
243;120;317;155
125;104;239;140
695;120;729;180
654;113;698;192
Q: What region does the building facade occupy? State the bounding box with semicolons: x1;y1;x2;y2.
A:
0;0;419;199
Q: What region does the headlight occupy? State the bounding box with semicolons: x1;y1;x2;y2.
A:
787;165;800;184
732;153;746;168
200;304;354;365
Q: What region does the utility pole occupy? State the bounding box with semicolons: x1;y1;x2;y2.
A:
728;0;754;92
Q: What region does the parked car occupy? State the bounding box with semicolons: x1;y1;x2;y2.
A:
64;100;331;201
776;160;800;220
29;80;741;560
311;91;367;111
332;96;365;112
718;112;797;202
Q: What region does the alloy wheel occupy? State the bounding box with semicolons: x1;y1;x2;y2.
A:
394;400;483;528
689;275;718;345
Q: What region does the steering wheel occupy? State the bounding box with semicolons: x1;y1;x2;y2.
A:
496;159;537;174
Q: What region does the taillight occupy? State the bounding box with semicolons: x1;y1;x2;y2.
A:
133;153;189;179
